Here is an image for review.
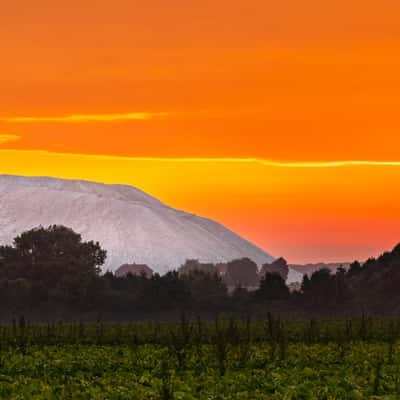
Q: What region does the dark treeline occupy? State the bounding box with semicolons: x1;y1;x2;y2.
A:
1;225;400;321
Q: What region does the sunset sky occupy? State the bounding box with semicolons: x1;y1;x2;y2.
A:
1;0;400;263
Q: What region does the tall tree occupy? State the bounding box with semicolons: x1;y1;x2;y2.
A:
0;225;106;285
256;272;289;300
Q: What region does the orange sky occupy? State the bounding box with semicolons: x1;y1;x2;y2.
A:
1;0;400;263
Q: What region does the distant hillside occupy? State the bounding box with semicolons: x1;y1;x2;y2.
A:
0;175;274;274
290;262;351;276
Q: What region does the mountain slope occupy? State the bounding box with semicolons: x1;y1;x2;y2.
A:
0;175;274;274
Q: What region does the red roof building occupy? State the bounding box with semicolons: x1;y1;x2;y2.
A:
115;263;154;278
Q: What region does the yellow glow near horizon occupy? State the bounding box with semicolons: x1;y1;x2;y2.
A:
1;148;400;264
0;112;168;123
2;149;400;168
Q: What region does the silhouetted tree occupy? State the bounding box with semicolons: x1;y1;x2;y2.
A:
0;225;106;285
1;225;400;320
301;274;311;293
181;270;228;308
334;266;350;304
363;258;377;269
348;261;361;275
302;269;335;306
256;272;289;300
260;258;289;281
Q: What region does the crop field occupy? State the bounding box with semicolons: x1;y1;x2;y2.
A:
1;316;400;399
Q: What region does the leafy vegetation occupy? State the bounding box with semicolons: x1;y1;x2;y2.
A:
1;317;400;399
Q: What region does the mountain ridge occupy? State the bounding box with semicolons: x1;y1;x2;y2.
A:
0;174;274;274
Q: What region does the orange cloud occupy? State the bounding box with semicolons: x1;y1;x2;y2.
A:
2;149;400;168
0;112;168;123
0;134;20;145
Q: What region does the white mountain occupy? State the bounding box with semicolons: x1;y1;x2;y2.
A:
0;175;274;274
286;267;305;284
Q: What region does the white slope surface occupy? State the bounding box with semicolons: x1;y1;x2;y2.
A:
0;175;274;274
286;267;305;284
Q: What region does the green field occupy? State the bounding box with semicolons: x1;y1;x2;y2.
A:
1;317;400;399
